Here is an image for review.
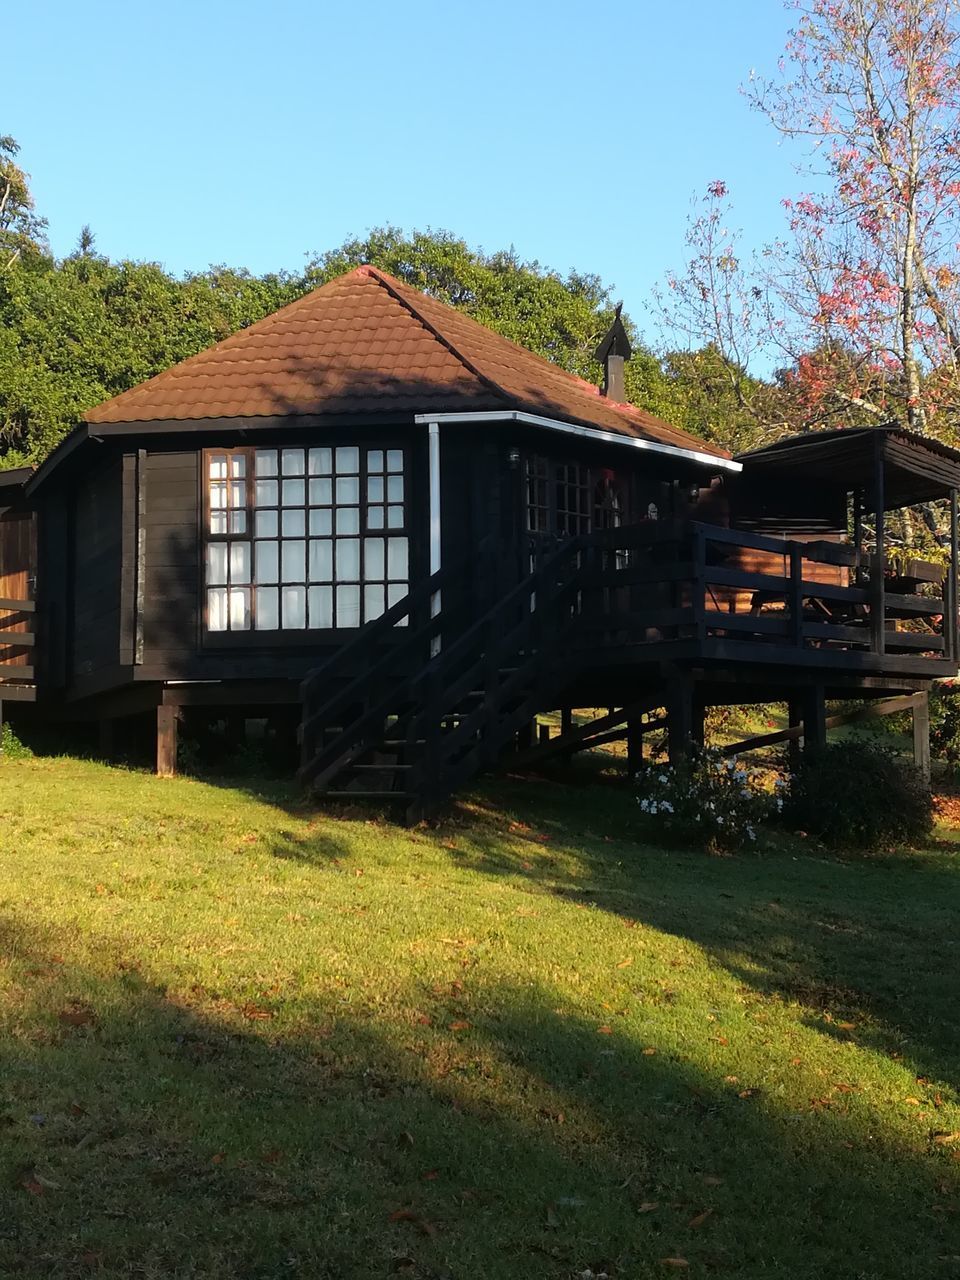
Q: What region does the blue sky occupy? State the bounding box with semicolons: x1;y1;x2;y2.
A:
9;0;802;345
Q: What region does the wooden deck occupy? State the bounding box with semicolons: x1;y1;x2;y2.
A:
0;596;37;702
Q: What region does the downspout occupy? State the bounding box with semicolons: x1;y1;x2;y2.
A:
428;421;441;655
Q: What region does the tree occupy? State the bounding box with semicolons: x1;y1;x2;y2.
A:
0;135;47;270
660;1;960;439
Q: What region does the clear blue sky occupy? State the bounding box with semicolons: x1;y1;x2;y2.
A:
8;0;801;345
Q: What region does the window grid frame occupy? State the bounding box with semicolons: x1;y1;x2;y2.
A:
201;444;410;639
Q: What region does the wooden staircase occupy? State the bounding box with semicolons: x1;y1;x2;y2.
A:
298;540;583;823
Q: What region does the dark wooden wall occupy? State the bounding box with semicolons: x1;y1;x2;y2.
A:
70;457;123;686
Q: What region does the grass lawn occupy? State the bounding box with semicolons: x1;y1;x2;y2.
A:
1;756;960;1279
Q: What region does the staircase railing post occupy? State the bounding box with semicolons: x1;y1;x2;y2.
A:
789;542;804;651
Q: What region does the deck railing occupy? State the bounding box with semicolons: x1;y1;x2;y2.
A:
569;521;954;666
0;596;37;685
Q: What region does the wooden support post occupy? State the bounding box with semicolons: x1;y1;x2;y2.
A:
870;434;886;656
913;691;931;785
787;698;803;772
789;543;804;650
156;705;178;778
667;678;695;765
950;489;958;663
800;685;827;755
627;719;644;776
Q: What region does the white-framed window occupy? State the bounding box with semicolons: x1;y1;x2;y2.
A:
203;445;409;632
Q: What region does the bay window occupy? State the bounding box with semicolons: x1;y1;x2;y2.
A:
204;445;409;633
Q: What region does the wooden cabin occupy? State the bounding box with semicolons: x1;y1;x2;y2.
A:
1;264;958;818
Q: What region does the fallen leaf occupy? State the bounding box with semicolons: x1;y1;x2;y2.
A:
616;957;634;969
713;1035;729;1046
210;1152;225;1165
240;1003;273;1021
724;1075;739;1084
790;1057;802;1066
906;1097;922;1106
261;1149;283;1164
388;1209;437;1237
688;1208;713;1229
58;1006;96;1028
738;1088;758;1099
702;1175;723;1186
449;1020;470;1031
660;1259;689;1269
932;1132;960;1145
598;1026;613;1035
638;1201;660;1213
642;1047;657;1056
836;1021;856;1032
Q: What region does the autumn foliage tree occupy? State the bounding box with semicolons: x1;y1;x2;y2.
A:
662;0;960;440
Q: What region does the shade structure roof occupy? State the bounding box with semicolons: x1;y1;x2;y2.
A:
83;265;729;461
737;425;960;510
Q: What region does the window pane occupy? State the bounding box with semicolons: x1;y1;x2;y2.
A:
209;455;227;480
367;475;384;502
367;505;385;530
387;505;404;529
282;478;305;506
255;540;279;584
282;585;306;629
210;511;227;535
387;449;403;472
255;509;278;538
230;542;251;584
282;448;305;476
230;454;246;477
364;537;385;579
336;584;361;627
308;477;332;505
309;508;332;535
387;582;408;625
367;449;384;472
229;510;246;534
230;480;245;508
229;587;251;630
207;587;228;631
335;446;359;474
207;542;228;585
256;586;279;630
308;585;333;629
387;475;404;502
387;537;408;580
308;539;333;582
336;476;359;504
282;508;306;536
210;480;227;509
336;538;360;580
255;478;278;506
255;449;278;476
308;447;332;475
336;506;360;534
281;539;306;582
364;583;385;621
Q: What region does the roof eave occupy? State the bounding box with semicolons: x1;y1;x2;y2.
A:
413;409;740;473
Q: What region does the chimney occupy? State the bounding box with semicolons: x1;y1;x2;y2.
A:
594;302;632;401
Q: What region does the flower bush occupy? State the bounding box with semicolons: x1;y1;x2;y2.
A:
635;747;778;854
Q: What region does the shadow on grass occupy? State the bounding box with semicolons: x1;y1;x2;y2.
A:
2;910;959;1280
446;771;960;1094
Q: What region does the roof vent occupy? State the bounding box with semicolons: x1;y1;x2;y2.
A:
594;302;632;401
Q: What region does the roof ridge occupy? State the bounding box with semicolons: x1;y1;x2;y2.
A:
357;266;517;409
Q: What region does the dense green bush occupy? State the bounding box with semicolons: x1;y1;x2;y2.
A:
636;746;777;854
781;740;932;850
930;680;960;769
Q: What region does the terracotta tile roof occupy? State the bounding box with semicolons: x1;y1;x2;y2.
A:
85;265;729;460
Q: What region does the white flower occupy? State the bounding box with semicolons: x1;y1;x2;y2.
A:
746;826;757;841
662;800;674;813
775;797;784;812
658;775;669;784
716;815;724;825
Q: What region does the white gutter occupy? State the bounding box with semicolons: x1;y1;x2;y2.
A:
414;409;742;473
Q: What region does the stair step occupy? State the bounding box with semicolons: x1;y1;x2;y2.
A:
382;738;426;746
349;763;414;771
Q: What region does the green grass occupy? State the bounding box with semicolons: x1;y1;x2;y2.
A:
1;756;959;1279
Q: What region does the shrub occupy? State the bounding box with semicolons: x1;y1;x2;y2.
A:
781;740;932;850
0;722;32;759
930;681;960;770
636;746;777;854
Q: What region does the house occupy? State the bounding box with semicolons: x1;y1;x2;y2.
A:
1;265;958;819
